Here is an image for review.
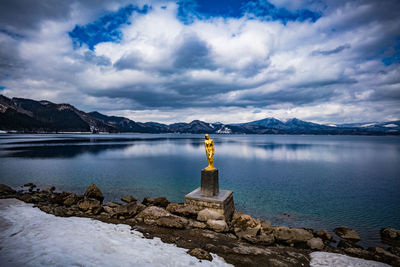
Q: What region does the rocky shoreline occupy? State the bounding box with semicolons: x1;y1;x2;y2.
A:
1;183;399;267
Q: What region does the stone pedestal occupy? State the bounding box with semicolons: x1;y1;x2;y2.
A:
185;188;234;220
185;168;234;220
201;169;219;197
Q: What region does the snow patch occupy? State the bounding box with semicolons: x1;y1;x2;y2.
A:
0;199;231;267
384;124;398;128
57;104;73;111
0;103;7;113
310;252;390;267
360;123;376;127
216;126;232;134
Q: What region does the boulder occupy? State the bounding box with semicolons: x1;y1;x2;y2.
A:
307;237;324;250
0;184;16;196
153;197;170;208
381;228;400;241
103;206;114;214
334;226;360;241
78;199;102;215
135;206;172;225
113;202;145;218
19;194;40;203
197;209;225;222
316;229;333;241
156;216;188;229
142;197;153;206
273;226;313;244
232;214;262;239
206;219;229;232
121;195;137;203
63;194;83;207
187;248;213;261
53;206;66;217
373;247;400;266
244;233;275;245
84;184;104;203
49;192;70;205
105;202;121;208
260;220;272;232
167;203;199;218
188;219;207;229
43;186;56;194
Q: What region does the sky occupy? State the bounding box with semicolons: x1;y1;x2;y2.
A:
0;0;399;124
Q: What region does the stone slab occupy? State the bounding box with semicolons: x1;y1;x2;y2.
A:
201;169;219;197
185;187;234;220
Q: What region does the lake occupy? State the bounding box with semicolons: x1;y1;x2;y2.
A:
0;133;399;247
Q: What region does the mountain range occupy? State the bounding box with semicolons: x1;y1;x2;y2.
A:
0;95;399;135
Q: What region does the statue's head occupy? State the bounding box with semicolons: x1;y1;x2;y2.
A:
205;134;209;140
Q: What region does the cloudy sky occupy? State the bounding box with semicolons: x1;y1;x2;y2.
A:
0;0;399;124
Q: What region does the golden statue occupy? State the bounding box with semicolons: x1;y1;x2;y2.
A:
204;134;216;171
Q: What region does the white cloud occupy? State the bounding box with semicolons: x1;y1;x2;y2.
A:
0;0;399;124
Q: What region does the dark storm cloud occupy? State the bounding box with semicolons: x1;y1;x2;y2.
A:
0;0;72;33
311;44;351;56
173;33;215;70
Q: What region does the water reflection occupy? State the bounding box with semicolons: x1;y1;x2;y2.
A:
1;137;341;162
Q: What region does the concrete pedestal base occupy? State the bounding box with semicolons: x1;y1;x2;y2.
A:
185;188;234;220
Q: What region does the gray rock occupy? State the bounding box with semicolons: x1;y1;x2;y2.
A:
105;202;121;208
84;184;104;203
206;219;229;232
307;237;324;250
232;214;261;238
78;199;102;215
381;228;400;241
142;197;153;206
188;219;207;229
153;197;170;208
187;248;212;261
373;247;400;266
261;220;272;232
156;215;188;229
121;195;137;203
273;226;313;244
166;203;199;218
197;209;225;222
103;206;114;214
244;233;275;245
316;229;333;241
43;186;56;194
334;226;360;241
63;194;82;207
136;206;172;225
113;202;145;218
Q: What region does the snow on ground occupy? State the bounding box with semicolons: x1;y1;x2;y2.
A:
0;199;231;267
310;252;390;267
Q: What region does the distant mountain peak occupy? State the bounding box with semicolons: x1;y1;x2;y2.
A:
1;95;398;135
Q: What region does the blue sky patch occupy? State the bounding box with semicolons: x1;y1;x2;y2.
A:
0;86;5;91
69;5;149;50
382;39;400;66
177;0;320;24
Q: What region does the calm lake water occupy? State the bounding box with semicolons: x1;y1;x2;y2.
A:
0;134;399;247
